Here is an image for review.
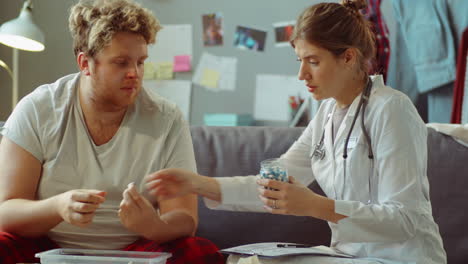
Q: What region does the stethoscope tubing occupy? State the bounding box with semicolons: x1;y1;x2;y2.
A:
312;77;375;202
343;77;374;160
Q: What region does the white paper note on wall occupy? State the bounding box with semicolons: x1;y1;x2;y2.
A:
148;24;193;63
143;80;192;122
192;52;237;91
254;74;319;121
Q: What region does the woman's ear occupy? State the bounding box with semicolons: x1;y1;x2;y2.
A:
343;48;357;65
77;52;91;76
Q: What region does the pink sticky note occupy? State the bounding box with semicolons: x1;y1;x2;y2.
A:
173;55;191;72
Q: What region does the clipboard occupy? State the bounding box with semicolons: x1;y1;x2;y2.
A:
220;242;354;258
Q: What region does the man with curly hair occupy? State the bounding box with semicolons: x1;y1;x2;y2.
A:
0;1;224;263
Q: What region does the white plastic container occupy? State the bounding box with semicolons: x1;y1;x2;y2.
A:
35;248;171;264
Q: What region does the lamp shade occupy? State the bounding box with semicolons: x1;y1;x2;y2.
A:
0;59;13;78
0;0;44;52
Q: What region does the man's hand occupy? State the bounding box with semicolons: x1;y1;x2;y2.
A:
54;189;106;228
119;183;160;239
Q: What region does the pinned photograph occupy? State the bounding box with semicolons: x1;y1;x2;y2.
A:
273;21;295;47
202;13;223;46
234;26;267;52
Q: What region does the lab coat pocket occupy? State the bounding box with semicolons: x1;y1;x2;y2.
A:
346;140;373;203
345;137;359;150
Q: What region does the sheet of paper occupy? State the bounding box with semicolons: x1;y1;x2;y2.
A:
236;255;261;264
148;24;193;63
143;80;192;121
254;74;320;121
173;55;191;72
217;56;237;91
220;242;353;258
155;62;174;80
193;52;237;91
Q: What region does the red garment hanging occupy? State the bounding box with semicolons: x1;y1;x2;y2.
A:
364;0;390;81
451;28;468;124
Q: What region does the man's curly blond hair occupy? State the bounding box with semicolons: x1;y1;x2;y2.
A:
69;0;162;58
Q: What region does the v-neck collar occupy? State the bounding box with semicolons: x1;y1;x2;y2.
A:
74;77;131;151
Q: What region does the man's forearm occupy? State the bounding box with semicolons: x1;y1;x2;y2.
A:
0;197;62;237
146;210;197;243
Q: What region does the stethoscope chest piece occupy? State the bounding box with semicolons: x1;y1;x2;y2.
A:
312;141;326;160
311;77;375;202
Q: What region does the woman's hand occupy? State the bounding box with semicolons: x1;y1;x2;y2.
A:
257;176;317;217
145;168;198;201
119;183;161;239
55;189;106;227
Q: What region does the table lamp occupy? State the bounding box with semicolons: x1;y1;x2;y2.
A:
0;0;45;110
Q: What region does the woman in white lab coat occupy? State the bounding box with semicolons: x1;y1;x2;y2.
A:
145;0;447;263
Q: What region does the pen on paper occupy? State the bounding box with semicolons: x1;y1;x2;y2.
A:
277;243;311;248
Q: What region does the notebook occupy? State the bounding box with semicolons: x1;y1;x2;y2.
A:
220;242;354;258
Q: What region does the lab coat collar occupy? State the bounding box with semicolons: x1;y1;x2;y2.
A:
331;75;383;147
345;75;383;117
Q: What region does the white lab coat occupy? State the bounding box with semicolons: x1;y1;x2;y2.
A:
205;76;446;264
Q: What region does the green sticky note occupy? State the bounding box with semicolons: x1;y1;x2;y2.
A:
143;62;156;80
155;62;174;80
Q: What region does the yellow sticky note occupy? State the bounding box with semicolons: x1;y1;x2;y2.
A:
155;62;174;80
201;69;220;89
143;62;156;80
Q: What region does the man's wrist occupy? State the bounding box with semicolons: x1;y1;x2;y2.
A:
143;210;196;242
49;194;64;221
143;216;166;241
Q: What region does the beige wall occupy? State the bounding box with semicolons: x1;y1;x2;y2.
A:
0;0;77;121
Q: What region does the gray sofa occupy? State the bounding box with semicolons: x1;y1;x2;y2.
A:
190;126;468;264
1;122;466;263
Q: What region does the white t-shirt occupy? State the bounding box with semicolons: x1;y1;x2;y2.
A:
1;73;197;249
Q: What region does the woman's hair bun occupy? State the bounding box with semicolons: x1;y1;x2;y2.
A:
341;0;367;12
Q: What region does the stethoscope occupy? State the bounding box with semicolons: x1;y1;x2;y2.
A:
311;77;375;204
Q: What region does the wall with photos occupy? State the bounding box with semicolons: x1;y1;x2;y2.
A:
138;0;328;126
0;0;330;125
0;0;402;125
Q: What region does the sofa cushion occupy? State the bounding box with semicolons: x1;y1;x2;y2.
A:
1;122;465;263
191;126;468;264
190;126;331;250
427;127;468;264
